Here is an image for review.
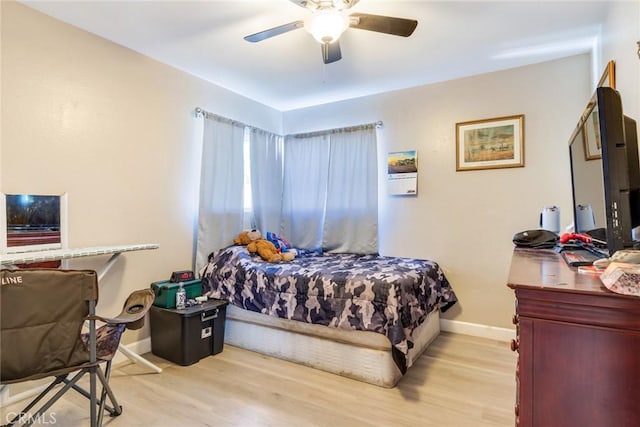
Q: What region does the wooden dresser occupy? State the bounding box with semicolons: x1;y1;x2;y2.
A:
507;248;640;427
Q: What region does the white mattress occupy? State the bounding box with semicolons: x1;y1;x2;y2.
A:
224;305;440;388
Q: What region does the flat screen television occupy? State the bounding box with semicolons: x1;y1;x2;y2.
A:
568;86;640;256
1;193;68;253
625;115;640;229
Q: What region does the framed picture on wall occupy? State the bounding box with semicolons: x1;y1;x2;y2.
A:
597;60;616;89
387;150;418;195
455;114;525;171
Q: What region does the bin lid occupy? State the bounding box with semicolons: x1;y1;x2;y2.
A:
154;298;228;316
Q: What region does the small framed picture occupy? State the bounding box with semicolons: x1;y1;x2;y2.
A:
455;115;525;171
387;150;418;195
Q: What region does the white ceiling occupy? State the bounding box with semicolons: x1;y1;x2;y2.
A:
21;0;611;111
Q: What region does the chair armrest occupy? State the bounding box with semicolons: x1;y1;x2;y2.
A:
91;289;155;330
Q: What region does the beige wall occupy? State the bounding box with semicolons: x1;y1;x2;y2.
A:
1;1;281;343
601;0;639;119
2;0;637;336
280;0;638;329
283;55;591;328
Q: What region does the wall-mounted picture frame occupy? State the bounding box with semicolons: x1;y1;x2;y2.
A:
455;114;525;171
597;60;616;89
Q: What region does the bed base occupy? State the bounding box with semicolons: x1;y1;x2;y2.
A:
223;306;440;388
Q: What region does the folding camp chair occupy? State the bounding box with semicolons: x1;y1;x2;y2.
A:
1;268;154;427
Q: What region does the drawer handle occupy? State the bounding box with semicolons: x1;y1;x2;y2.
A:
512;314;519;325
510;339;519;352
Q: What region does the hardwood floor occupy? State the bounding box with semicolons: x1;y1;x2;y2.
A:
1;332;516;426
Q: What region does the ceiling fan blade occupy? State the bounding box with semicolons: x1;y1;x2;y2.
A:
322;41;342;64
349;13;418;37
244;21;304;43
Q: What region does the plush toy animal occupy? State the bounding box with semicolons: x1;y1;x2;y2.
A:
248;239;282;263
233;229;282;263
234;229;261;246
265;231;297;261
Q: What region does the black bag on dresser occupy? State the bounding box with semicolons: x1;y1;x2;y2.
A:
512;229;558;249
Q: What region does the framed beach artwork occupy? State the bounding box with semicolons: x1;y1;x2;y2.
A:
455;115;525;171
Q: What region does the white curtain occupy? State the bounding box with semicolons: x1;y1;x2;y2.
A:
281;134;330;251
195;114;379;263
250;129;284;233
195;116;245;271
323;127;378;253
281;126;378;253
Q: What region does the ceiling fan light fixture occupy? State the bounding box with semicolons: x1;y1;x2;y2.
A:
304;10;349;44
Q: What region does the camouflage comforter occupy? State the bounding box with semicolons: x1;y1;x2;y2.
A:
201;245;457;373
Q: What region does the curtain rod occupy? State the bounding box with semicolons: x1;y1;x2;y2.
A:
287;121;383;139
195;107;249;129
194;107;383;138
195;107;277;136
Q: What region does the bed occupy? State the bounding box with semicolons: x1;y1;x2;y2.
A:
200;245;457;387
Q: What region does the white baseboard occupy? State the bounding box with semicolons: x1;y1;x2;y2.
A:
0;383;49;408
0;339;153;408
440;319;515;342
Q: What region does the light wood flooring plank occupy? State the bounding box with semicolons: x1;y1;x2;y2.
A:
1;332;516;426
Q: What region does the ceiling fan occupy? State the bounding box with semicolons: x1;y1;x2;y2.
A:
244;0;418;64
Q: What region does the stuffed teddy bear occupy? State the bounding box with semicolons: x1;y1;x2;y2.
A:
234;229;261;246
233;229;282;263
265;231;297;261
247;239;282;263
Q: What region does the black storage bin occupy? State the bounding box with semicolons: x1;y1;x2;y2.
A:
150;299;228;366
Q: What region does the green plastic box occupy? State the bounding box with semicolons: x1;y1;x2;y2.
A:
151;279;203;309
